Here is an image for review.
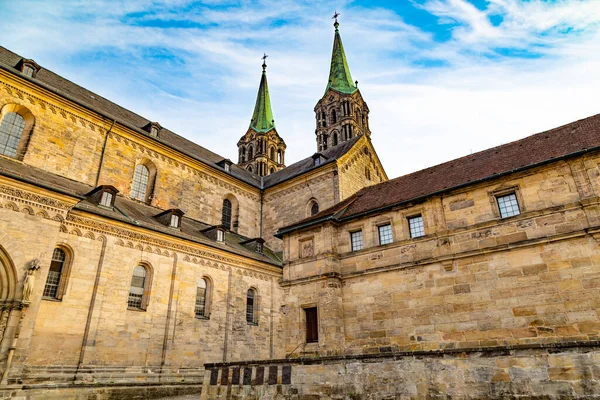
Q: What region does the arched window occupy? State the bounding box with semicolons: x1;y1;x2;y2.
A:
222;199;232;229
43;248;70;300
240;146;245;163
247;165;253;173
311;202;319;216
332;131;338;146
128;265;150;310
269;147;275;161
331;109;337;124
269;167;275;175
248;145;254;160
365;167;371;180
0;112;26;158
277;150;283;164
195;278;211;318
322;134;328;150
131;164;150;201
321;112;326;127
246;288;258;324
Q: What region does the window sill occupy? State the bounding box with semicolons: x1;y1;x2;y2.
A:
195;315;210;320
127;307;147;312
42;297;62;302
247;322;258;326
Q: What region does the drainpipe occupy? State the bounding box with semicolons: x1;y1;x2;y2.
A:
95;119;115;187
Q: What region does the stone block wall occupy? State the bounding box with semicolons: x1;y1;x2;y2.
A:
337;140;384;201
201;343;600;399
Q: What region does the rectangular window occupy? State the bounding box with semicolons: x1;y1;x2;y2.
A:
408;216;425;238
305;307;318;343
99;191;113;207
497;193;520;218
350;230;363;251
170;214;180;228
378;224;393;245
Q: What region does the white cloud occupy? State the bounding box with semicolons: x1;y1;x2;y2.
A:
0;0;599;179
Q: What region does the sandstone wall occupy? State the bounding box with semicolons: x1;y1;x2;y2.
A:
202;344;600;399
0;74;262;238
262;168;340;252
282;155;600;356
337;141;384;201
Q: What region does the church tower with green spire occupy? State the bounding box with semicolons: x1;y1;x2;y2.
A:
237;56;286;176
314;15;370;152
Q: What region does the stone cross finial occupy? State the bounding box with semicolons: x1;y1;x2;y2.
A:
262;53;268;70
332;11;340;23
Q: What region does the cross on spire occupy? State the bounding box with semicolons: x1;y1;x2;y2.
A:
262;53;268;70
332;11;340;22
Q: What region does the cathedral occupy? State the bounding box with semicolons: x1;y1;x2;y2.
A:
0;18;600;400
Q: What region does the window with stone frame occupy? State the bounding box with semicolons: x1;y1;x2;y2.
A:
408;215;425;238
131;164;150;201
305;307;318;343
310;201;319;216
195;278;211;318
0;112;26;158
350;230;363;251
378;224;393;245
222;199;232;229
246;288;258;324
43;248;70;300
128;265;150;310
496;192;521;218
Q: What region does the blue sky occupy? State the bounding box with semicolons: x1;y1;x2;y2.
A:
1;0;600;178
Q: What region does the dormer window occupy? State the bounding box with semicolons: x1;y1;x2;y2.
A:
22;65;35;78
256;242;263;253
170;214;180;228
144;122;162;138
18;59;40;78
217;159;233;173
85;185;118;209
312;154;324;167
154;209;184;229
216;229;224;242
99;191;113;207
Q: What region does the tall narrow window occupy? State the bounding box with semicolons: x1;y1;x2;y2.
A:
169;214;180;228
248;145;254;160
269;147;275;161
128;265;147;310
378;224;393;245
497;193;520;218
408;215;425;238
131;164;150;201
333;132;338;146
0;112;26;158
43;248;66;299
331;109;337;124
195;279;208;318
350;231;363;251
222;199;232;229
305;307;318;343
246;288;257;324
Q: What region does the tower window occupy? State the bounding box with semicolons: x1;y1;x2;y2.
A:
350;230;363;251
497;193;520;218
408;215;425;238
311;202;319;216
331;109;337;124
0;112;26;158
222;199;232;229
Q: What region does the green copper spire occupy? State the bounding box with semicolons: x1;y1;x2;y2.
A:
249;55;275;133
326;15;357;95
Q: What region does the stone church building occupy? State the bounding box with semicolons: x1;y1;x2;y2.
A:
0;19;600;400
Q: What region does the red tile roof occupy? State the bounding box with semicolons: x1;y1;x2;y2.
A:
278;113;600;235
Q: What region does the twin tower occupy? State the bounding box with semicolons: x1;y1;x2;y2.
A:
236;19;371;176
